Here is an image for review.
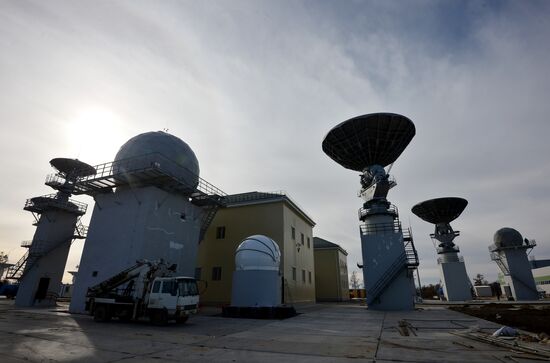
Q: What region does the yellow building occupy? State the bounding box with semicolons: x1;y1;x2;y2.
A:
313;237;350;302
197;192;316;306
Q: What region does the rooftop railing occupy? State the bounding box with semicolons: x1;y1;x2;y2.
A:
360;220;402;236
437;256;464;264
24;194;88;215
488;239;536;252
46;152;226;199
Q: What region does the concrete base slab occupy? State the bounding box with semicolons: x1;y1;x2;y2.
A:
1;300;548;362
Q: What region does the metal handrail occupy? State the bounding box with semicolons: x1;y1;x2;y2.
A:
7;238;73;280
45;174;65;186
61;152;226;197
488;239;536;252
359;203;398;220
20;240;33;248
490;252;510;275
24;194;87;214
75;221;88;238
437;256;464;264
436;246;460;254
360;220;402;235
367;252;407;304
7;251;29;279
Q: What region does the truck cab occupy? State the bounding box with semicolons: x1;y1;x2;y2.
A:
147;277;199;323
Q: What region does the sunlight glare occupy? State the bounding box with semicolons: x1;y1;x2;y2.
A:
65;107;126;164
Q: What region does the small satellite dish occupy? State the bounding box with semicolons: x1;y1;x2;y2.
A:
411;197;468;224
322;113;416;171
50;158;96;178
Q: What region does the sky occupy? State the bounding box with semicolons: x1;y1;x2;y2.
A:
1;0;550;286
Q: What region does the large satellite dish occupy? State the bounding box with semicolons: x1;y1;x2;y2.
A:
411;197;468;224
50;158;96;178
322;113;416;171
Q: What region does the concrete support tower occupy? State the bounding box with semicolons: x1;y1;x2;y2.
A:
412;197;472;301
489;228;539;301
69;132;226;313
9;158;93;307
322;113;419;310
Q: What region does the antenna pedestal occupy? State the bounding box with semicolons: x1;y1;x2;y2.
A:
360;197;417;310
322;113;418;311
489;229;538;301
432;227;472;301
412;198;473;301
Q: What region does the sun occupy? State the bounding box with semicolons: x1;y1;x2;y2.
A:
65;107;126;164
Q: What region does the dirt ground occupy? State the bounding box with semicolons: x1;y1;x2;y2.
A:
450;304;550;335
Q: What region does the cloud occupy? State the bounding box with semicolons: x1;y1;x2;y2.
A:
1;0;549;285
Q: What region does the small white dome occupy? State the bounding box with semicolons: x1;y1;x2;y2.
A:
235;235;281;271
115;131;200;188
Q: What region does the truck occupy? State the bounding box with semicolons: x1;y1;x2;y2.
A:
85;259;199;324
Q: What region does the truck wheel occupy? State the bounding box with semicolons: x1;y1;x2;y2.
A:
176;316;189;324
93;305;111;322
150;309;168;325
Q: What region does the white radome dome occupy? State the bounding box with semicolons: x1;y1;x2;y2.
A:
235;235;281;271
114;131;200;188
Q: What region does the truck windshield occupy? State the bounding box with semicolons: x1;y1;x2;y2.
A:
178;280;198;297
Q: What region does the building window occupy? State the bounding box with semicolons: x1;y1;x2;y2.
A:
212;267;222;281
307;237;310;248
292;267;296;281
301;233;305;245
302;269;306;283
308;271;312;284
291;226;296;240
92;271;98;277
216;226;226;239
194;267;202;280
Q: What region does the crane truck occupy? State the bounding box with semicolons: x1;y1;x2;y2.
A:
85;259;199;324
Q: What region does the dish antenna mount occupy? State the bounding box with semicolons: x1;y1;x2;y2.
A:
322;113;415;206
412;197;468;254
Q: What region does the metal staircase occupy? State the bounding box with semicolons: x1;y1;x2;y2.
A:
366;228;419;305
197;204;220;242
7;239;70;280
74;220;88;239
491;252;539;296
491;252;510;275
7;220;88;280
7;250;30;280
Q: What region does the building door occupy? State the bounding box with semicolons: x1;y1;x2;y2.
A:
35;277;50;301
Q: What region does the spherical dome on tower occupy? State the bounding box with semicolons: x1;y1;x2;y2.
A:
493;227;524;248
235;235;281;271
115;131;200;188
